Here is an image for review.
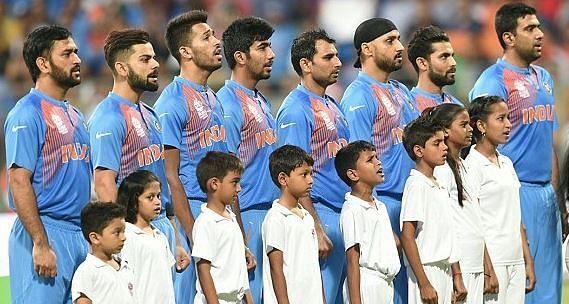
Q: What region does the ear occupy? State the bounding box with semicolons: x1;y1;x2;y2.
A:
416;57;428;72
234;51;247;66
36;56;50;74
179;46;193;61
413;144;424;159
502;32;515;48
360;42;372;57
207;177;220;192
88;232;99;245
346;168;359;183
114;61;128;77
277;172;288;187
299;58;311;74
476;120;486;134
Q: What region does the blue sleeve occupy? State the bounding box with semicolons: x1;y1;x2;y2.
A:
340;87;376;142
276;103;312;153
155;101;185;150
544;69;558;131
5;108;42;172
468;70;508;102
89;112;125;172
219;95;244;156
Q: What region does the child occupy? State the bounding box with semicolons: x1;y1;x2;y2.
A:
262;145;324;304
335;140;401;303
117;170;185;304
464;96;535;304
400;116;454;304
192;151;252;304
428;104;483;304
71;202;135;304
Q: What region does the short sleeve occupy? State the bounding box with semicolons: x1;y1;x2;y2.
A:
400;179;427;224
5;108;42;172
276;104;312;153
340;205;361;251
154;99;185;150
89;112;125;172
340;87;376;142
191;218;215;263
71;264;94;302
263;214;286;254
468;70;508;102
220;97;244;155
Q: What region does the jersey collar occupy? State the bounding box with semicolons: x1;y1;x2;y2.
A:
225;80;257;96
30;88;69;108
200;204;236;222
358;71;391;88
107;92;140;109
497;58;534;75
174;76;210;92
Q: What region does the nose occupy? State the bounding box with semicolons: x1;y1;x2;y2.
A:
504;117;512;129
449;55;456;67
267;46;276;60
441;141;448;151
395;39;405;52
72;52;81;64
334;55;342;68
535;27;544;40
236;183;242;193
120;232;126;242
467;123;473;132
152;58;160;70
212;34;220;46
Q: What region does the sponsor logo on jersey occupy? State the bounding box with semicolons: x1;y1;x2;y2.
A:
131;117;145;137
52;113;69;134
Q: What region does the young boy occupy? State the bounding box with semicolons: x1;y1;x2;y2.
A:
400;117;454;304
262;145;324;304
72;202;135;304
335;140;401;303
192;151;252;304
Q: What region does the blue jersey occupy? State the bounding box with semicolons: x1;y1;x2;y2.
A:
89;92;170;211
340;72;419;196
217;80;279;209
411;87;463;113
469;59;557;183
154;76;228;200
276;85;350;209
4;88;91;225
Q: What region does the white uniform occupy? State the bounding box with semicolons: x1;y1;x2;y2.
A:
262;200;323;304
121;222;175;304
465;147;525;304
71;254;135;304
435;162;484;304
340;193;400;303
192;204;250;304
401;169;454;304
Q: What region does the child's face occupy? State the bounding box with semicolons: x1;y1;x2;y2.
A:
217;171;242;205
479;102;512;145
285;162;313;198
353;149;384;186
446;110;473;149
137;181;162;222
418;130;448;167
94;217;126;255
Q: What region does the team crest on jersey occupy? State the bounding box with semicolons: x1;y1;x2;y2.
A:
381;95;397;116
514;80;530;98
51;113;69;134
131;117;146;137
543;82;552;95
247;103;264;123
194;99;208;120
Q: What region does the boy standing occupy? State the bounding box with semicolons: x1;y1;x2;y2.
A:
335;140;400;303
262;145;324;304
192;151;252;304
400;117;454;304
72;202;134;304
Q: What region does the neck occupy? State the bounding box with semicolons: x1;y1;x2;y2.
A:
415;161;435;179
474;137;498;160
231;69;258;91
206;198;228;216
416;74;443;94
35;78;68;101
112;81;142;104
134;216;153;234
91;247;114;264
180;63;212;86
448;143;461;161
502;50;531;68
350;183;374;203
362;63;390;83
278;190;302;210
300;76;326;97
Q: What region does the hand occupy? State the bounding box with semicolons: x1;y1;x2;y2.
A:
525;263;536;293
452;273;468;302
33;243;57;277
483;273;499;294
245;247;256;272
561;213;569;241
419;283;438;304
175;245;190;272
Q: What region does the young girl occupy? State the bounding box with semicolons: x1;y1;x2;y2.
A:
464;96;535;304
118;170;180;304
427;104;484;303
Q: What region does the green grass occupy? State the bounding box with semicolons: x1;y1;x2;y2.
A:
0;276;9;304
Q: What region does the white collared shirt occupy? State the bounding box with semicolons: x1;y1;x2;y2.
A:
401;169;454;265
464;147;524;266
262;200;323;304
340;193;400;279
192;204;249;302
120;222;175;304
71;253;135;304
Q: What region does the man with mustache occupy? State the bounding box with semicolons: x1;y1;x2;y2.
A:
5;25;91;303
154;10;228;303
217;16;278;303
469;3;559;304
276;29;349;304
340;18;420;304
407;26;462;113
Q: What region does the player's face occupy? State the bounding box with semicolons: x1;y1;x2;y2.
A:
48;37;81;89
125;43;160;92
217;171;241;205
309;39;342;87
427;41;456;87
137;181;162;223
286;162;314;198
353;149;384;186
479;102;511;145
369;30;404;72
97;218;126;255
189;23;222;72
512;14;544;63
419;131;448;167
245;39;275;81
446;110;472;150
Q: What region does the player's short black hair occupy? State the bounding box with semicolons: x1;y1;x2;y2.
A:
468;95;507;142
407;25;450;73
23;25;72;83
80;201;126;243
403;116;445;161
104;29;151;74
165;10;208;63
222;17;274;69
334;141;376;187
117;170;161;223
290;29;335;76
495;2;537;49
269;145;314;188
196;151;243;193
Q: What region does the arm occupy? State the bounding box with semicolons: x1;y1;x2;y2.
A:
401;221;438;304
451;262;467;302
268;249;290;304
345;245;362;304
243;291;254;304
75;294;93;304
521;224;536;293
231;197;256;271
168;216;190;272
9;167;57;277
298;196;332;258
196;260;220;304
93;168;118;202
482;245;499;294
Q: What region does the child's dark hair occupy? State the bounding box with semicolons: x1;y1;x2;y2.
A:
468;95;506;142
403;116;445;161
269;145;314;187
80;201;126;243
196;151;244;193
424;104;467;206
117;170;161;223
334;140;376;186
